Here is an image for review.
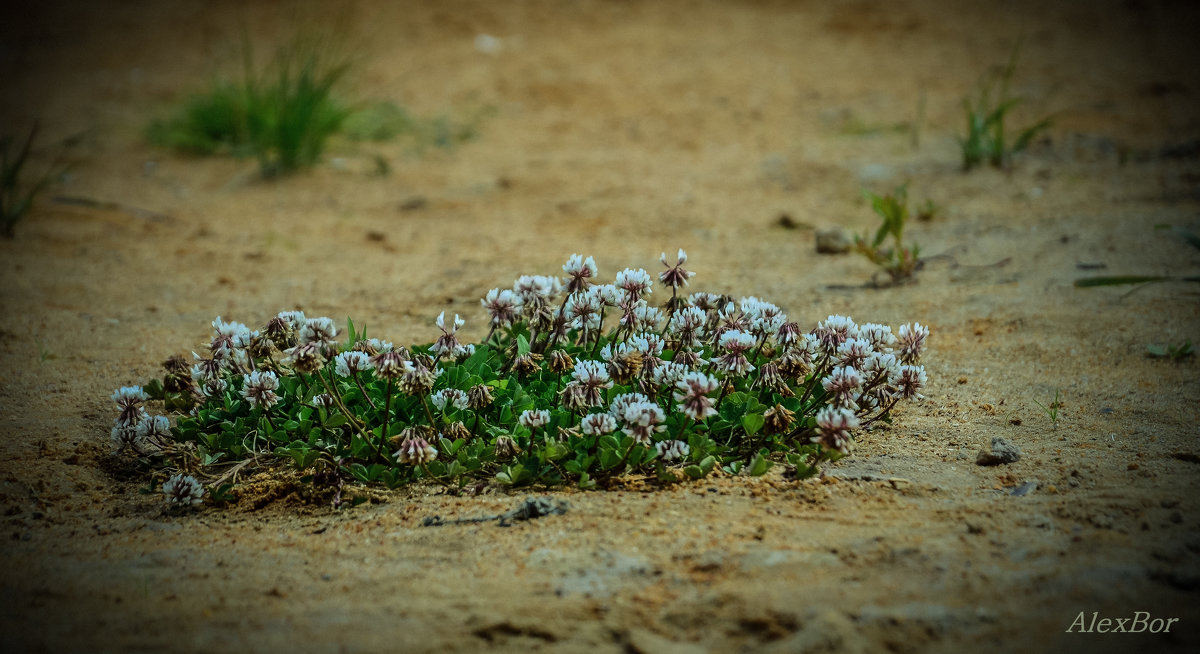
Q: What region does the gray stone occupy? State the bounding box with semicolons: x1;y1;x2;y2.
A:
815;227;852;254
976;436;1021;466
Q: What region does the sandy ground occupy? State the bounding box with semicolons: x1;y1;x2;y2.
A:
1;0;1199;652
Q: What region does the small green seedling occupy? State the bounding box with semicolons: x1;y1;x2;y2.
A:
1;125;58;238
854;185;922;284
959;45;1053;170
1033;389;1062;428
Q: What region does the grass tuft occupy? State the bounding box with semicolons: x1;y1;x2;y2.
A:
959;45;1053;170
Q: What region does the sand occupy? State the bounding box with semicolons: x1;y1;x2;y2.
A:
1;1;1198;652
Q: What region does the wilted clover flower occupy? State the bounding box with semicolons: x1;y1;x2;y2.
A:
198;377;228;399
621;401;666;444
163;474;204;507
655;439;690;462
395;436;437;466
897;322;929;364
715;330;756;377
312;393;336;409
283;342;325;374
775;321;803;348
659;249;695;289
371;349;411;381
580;412;618;436
452;343;475;362
755;362;794;398
400;360;437;396
241;370;280;409
512;352;543;377
763;403;796;434
467;383;494;410
519;409;551;429
431;388;469;412
822;365;863;410
352;338;392;356
133;414;172;453
813;406;859;455
547;349;574;374
674;370;719;421
430;312;465;358
111;386;148;427
563;254;598;294
481;288;523;328
494;435;520;459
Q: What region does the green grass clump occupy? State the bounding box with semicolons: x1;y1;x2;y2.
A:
959;47;1053;170
1;125;56;239
854;185;923;284
148;36;351;178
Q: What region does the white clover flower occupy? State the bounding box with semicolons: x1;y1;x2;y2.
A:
110;424;138;454
482;288;524;327
892;364;927;400
775;321;803;347
655;439;690;462
835;338;873;371
740;297;785;338
688;292;723;311
608;392;650;423
395;437;438;466
715;330;756;377
241;370;280;409
135;414;172;448
674;370;720;421
276;310;307;331
669;305;706;336
565;288;604;331
580;412;618;436
621;401;666;444
813;315;859;353
519;409;551;429
822;365;863;410
430;311;465;357
858;323;897;352
658;249;695;289
452;343;476;362
112;386;149;427
111;386;149;407
614;268;653;299
163;474;204;508
651;361;689;388
513;275;561;303
431;388;469;412
563;254;599;294
210;317;251;361
898;322;929;364
596;283;622;307
312;393;336;409
299;317;338;352
632;304;664;332
334;351;373;377
862;352;901;382
813;406;859;455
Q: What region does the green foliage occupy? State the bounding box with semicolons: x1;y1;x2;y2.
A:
1;125;57;238
854;185;922;284
959;46;1053;170
1146;340;1193;361
148;34;352;178
112;253;930;505
1032;389;1062;428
